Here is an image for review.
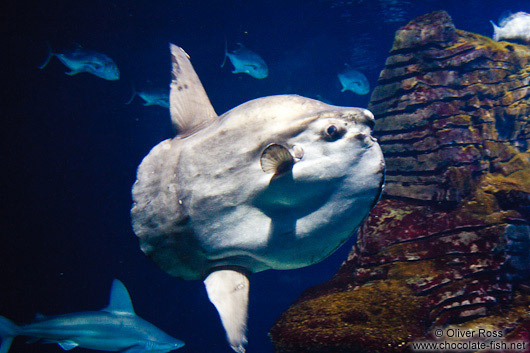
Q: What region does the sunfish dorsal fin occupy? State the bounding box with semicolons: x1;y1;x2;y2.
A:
169;43;218;137
103;279;135;316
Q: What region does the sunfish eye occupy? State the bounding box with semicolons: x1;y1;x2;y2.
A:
323;124;344;141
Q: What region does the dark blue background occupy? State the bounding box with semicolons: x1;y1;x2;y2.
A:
2;1;528;352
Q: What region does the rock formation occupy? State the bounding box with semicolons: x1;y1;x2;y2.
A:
270;11;530;353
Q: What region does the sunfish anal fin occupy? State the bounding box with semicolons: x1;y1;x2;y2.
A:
169;43;218;137
102;279;135;316
58;340;79;351
204;269;249;353
260;144;295;175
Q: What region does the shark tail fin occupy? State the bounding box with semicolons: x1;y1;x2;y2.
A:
0;316;19;353
204;269;249;353
221;37;228;68
125;82;137;105
38;42;54;70
490;20;500;41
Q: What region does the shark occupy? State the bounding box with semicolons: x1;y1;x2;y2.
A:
0;279;184;353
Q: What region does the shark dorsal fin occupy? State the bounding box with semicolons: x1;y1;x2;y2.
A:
169;43;218;137
103;279;135;316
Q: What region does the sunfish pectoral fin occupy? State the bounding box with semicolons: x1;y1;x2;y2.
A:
169;43;218;136
58;341;79;351
204;269;249;353
260;144;295;175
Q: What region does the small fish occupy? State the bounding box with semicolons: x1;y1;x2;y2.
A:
126;85;170;109
490;11;530;44
0;279;184;353
221;41;268;79
38;42;120;80
338;66;370;95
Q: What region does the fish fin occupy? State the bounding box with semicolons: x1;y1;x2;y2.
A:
64;70;80;76
143;102;154;106
260;144;295;175
221;37;228;68
490;20;500;40
0;316;18;353
204;270;248;353
38;42;54;69
0;337;13;353
125;82;137;105
169;43;218;136
58;341;78;351
103;279;135;316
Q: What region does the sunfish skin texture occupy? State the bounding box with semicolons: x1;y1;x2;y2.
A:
131;43;385;353
132;94;385;279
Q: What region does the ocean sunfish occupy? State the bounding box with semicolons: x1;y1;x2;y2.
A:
126;86;170;109
0;279;184;353
38;43;120;81
490;11;530;44
221;42;268;79
338;66;370;95
131;44;385;353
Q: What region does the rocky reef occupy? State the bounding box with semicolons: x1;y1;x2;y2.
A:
270;11;530;353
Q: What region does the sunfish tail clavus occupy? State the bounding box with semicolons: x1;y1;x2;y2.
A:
131;43;385;353
38;42;120;81
0;279;184;353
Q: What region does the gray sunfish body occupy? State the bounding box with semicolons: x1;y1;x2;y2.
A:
338;67;370;95
0;279;184;353
490;11;530;44
38;43;120;81
221;42;268;79
131;44;385;353
126;86;170;109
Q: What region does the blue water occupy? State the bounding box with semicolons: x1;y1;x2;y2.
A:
2;1;529;352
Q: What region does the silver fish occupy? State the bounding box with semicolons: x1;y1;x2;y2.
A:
126;85;170;109
0;279;184;353
38;43;120;81
490;11;530;44
131;44;385;353
338;66;370;95
221;42;268;79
